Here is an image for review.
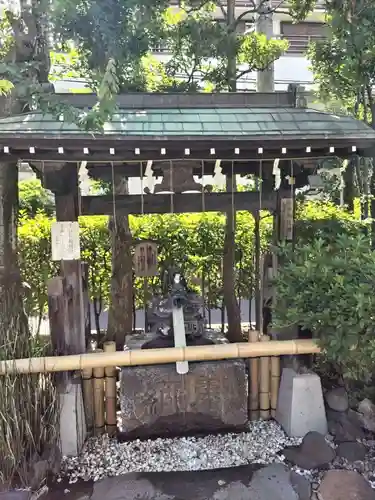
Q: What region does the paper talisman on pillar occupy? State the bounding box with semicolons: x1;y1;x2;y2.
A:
134;241;158;277
280;198;294;241
51;221;81;261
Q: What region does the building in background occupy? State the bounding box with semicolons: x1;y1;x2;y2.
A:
150;0;327;91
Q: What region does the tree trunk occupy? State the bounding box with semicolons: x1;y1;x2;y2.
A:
369;104;375;247
222;0;242;342
0;160;18;275
107;177;133;349
370;168;375;249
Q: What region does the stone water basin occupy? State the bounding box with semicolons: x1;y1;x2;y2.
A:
119;332;248;439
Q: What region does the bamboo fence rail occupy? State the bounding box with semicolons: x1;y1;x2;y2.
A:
0;339;320;375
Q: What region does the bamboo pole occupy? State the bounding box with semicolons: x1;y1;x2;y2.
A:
103;341;117;437
93;349;105;436
82;366;94;432
0;340;320;375
270;355;281;418
259;335;271;419
248;330;260;421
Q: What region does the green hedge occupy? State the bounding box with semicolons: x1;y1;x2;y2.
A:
18;201;363;327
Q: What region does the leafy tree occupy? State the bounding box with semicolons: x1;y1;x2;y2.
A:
308;0;375;224
52;0;170;92
161;2;288;92
19;179;55;217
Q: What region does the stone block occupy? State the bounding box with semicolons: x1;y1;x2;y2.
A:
276;368;327;438
120;359;247;438
59;379;87;457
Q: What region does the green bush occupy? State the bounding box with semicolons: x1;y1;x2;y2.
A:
19;179;55;217
18;211;272;328
294;199;364;244
273;232;375;382
18;199;365;345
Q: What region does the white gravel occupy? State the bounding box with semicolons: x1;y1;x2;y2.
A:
60;420;302;483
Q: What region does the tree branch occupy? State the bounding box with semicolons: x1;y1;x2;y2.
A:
217;0;227;18
234;0;288;28
236;63;273;79
236;67;255;79
183;0;212;14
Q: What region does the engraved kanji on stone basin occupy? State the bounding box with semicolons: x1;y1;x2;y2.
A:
120;359;248;439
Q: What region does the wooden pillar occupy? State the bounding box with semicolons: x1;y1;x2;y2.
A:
42;163;87;455
43;163;85;354
254;211;261;332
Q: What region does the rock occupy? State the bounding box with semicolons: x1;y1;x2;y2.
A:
91;475;169;500
325;388;349;412
352;461;366;473
213;482;254;500
336;442;367;462
91;465;261;500
358;399;375;433
327;409;366;442
283;431;335;469
318;470;375;500
289;471;311;500
120;360;247;439
247;464;299;500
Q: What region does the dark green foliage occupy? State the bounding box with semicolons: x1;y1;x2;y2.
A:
273;230;375;382
19;179;55;218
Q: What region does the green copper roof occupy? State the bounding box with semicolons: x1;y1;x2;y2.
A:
0;107;373;140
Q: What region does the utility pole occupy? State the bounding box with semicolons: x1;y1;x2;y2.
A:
256;0;275;92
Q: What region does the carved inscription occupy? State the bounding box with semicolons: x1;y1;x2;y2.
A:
120;360;248;437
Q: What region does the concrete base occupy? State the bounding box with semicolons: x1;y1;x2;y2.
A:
276;368;327;438
59;379;87;457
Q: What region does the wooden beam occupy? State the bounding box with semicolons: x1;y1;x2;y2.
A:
81;191;279;216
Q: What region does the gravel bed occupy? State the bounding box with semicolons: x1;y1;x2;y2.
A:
60;420;302;483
